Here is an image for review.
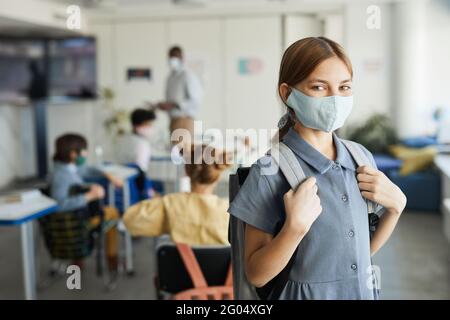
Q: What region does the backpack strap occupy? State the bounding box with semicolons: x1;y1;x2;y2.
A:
261;142;306;300
340;139;376;215
224;264;233;287
176;243;208;288
270;142;307;190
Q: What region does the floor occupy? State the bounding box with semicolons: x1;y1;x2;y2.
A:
0;210;449;300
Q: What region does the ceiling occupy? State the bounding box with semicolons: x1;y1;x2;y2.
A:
48;0;399;7
0;16;79;38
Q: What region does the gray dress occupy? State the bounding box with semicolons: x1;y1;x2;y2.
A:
228;128;384;300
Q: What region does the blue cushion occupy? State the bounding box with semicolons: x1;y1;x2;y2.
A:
373;154;402;174
401;136;438;148
387;169;441;212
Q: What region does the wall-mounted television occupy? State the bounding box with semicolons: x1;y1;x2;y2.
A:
0;36;97;104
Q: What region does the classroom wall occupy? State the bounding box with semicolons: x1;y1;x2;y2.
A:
343;2;393;130
426;0;450;126
0;105;36;187
91;15;286;135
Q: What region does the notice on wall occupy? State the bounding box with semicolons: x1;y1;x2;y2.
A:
238;57;263;75
127;67;152;81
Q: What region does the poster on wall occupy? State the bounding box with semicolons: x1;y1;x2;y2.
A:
238;57;263;75
127;67;152;81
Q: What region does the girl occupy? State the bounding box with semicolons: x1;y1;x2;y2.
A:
228;37;406;300
123;144;230;245
50;133;122;270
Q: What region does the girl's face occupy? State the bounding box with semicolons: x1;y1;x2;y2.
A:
280;56;352;101
70;149;88;163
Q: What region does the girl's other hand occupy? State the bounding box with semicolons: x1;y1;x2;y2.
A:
85;184;105;202
357;166;407;215
110;176;124;188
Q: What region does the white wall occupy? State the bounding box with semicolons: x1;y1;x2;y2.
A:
426;0;450;124
224;16;283;132
284;14;323;49
0;105;36;187
343;2;393;131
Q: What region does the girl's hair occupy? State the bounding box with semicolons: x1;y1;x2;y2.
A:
277;37;353;136
53;133;88;163
183;144;231;185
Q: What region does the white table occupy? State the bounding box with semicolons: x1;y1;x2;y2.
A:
99;164;138;275
434;155;450;242
0;194;58;300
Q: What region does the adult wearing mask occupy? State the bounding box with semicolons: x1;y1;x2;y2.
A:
158;46;203;145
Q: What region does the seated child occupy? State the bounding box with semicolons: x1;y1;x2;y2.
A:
123;144;230;245
117;108;156;172
49;133;122;270
117;108;157;198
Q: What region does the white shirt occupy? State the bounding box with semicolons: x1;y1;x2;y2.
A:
116;133;151;171
166;66;203;119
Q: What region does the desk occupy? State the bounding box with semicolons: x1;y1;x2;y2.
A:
435;155;450;242
0;194;58;300
99;164;138;274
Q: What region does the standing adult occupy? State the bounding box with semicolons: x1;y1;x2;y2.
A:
158;46;203;145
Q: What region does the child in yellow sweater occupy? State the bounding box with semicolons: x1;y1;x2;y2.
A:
124;145;230;245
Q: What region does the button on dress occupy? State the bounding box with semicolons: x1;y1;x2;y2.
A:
228;128;385;300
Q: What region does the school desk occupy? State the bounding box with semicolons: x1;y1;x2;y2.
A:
0;193;58;300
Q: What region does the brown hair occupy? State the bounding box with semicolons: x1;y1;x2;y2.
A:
53;133;87;163
183;144;231;185
169;45;183;57
277;37;353;137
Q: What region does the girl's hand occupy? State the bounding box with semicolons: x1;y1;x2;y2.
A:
283;177;322;235
110;176;124;188
85;184;105;202
357;166;407;215
104;173;124;188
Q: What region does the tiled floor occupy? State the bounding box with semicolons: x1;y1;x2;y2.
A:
0;210;449;300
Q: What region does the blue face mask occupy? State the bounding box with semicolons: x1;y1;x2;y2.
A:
286;87;353;132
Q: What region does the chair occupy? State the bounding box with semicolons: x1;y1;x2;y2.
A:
155;242;233;300
125;163;165;202
39;184;118;289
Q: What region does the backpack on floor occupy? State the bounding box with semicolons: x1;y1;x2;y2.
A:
228;140;379;300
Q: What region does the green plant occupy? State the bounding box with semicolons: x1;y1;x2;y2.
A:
346;113;398;153
100;87;130;136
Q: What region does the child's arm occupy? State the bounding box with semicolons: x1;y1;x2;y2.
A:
244;177;321;288
370;208;402;256
79;165;124;188
103;172;124;188
123;198;166;237
356;165;406;255
51;182;103;212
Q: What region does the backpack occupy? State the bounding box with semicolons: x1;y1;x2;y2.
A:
228;140;379;300
172;243;234;300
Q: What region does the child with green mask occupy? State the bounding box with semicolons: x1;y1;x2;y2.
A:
49;133;123;271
